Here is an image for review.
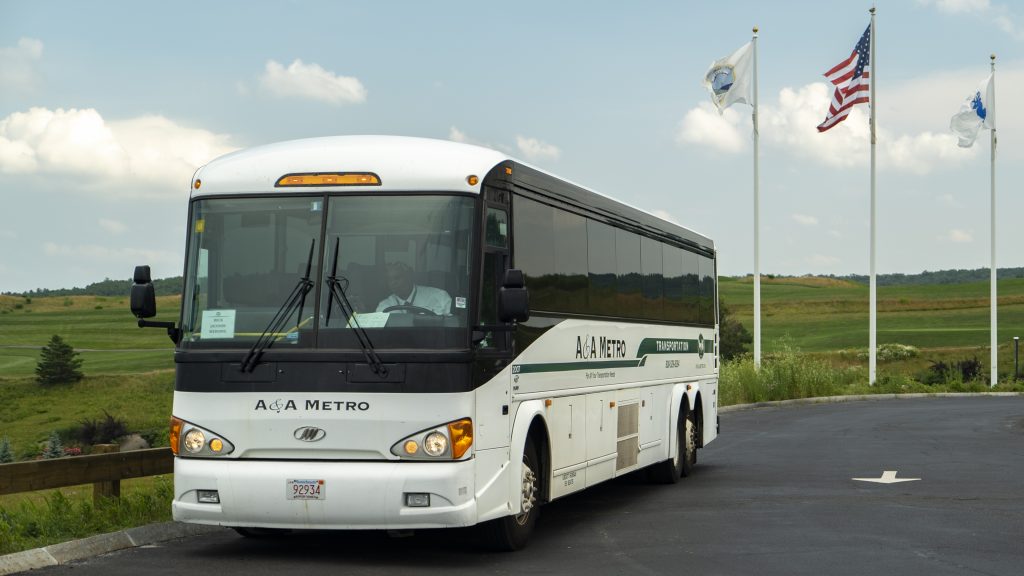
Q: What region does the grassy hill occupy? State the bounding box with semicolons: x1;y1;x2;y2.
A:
719;276;1024;353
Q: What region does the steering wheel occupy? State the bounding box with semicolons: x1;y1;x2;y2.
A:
382;304;438;316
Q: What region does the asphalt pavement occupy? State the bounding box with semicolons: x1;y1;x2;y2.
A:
21;396;1024;575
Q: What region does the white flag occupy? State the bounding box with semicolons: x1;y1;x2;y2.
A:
703;42;754;113
950;74;995;148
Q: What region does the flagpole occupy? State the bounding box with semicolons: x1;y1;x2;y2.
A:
990;53;998;387
869;6;877;385
752;25;761;370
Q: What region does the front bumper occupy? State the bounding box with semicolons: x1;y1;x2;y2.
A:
172;456;478;530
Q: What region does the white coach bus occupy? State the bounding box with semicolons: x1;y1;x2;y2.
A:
129;135;719;550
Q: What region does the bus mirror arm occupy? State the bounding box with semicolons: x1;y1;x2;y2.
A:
130;265;182;344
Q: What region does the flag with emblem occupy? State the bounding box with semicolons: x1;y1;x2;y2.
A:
817;24;871;132
703;41;754;113
950;74;995;148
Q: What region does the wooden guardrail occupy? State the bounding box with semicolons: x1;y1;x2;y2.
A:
0;447;173;504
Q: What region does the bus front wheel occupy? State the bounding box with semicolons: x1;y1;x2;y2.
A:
480;440;541;551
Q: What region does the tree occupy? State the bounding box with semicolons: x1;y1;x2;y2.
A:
42;431;64;459
35;334;84;386
719;301;752;361
0;437;13;463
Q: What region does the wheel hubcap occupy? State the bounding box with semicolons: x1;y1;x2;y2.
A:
515;462;537;525
685;416;696;464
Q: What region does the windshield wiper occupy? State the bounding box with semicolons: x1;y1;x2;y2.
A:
324;237;388;378
240;239;316;373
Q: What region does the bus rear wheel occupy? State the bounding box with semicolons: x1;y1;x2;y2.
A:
480;440;541;551
648;407;697;484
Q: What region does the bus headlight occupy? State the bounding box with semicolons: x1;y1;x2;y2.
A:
172;416;235;458
184;429;205;453
391;418;472;460
423;432;448;456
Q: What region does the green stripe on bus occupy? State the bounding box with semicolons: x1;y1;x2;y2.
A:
514;359;642;374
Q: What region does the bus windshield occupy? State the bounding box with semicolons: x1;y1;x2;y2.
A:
180;194;476;350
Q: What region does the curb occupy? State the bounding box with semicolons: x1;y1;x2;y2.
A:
0;522;226;575
718;391;1023;413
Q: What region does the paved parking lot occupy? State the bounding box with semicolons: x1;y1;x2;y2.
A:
30;396;1024;576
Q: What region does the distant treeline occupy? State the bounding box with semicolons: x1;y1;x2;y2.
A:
5;277;184;297
8;266;1024;297
837;267;1024;286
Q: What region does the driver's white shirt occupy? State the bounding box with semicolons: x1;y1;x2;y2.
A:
376;285;452;316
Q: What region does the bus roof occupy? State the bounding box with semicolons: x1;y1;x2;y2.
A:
191;135;506;197
192;135;713;251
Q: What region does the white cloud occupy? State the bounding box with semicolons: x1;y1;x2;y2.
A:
946;229;974;243
792;213;819;226
939;193;962;208
0;229;16;239
807;254;840;266
919;0;1024;39
828;229;842;238
98;219;128;235
650;209;679;224
0;38;43;91
918;0;991;13
448;126;471;144
516;136;561;161
0;107;236;197
43;242;179;267
760;83;971;174
675;101;746;153
260;59;366;105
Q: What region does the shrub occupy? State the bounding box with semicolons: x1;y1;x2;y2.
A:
0;437;13;463
41;431;64;459
719;301;752;361
75;411;129;445
35;335;84;386
839;343;919;362
926;356;984;385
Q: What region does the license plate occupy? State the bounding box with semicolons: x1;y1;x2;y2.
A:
287;479;325;500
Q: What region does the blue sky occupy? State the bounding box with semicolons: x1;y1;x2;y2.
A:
2;0;1024;292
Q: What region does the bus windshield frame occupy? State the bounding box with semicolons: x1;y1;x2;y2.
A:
179;193;478;351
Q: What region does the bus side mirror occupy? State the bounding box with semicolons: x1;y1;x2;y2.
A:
498;269;529;323
130;265;157;319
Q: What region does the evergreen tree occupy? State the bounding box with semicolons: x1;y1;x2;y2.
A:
35;334;84;386
42;431;64;459
0;437;13;463
719;301;753;361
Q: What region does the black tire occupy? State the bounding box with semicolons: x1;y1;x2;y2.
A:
648;407;697;484
479;440;541;551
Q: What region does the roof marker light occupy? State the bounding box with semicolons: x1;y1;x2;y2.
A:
276;173;381;187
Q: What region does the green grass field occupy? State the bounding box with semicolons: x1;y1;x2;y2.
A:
719;276;1024;353
0;295;178;376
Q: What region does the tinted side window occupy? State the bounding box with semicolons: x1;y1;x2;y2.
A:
662;245;683;322
681;249;700;324
641;237;663;320
553;210;588;314
587;220;616;316
512;196;556;311
698;255;717;325
616;228;642;317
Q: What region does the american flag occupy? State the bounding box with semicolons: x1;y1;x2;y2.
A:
817;24;871;132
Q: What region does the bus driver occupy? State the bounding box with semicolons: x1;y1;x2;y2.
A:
376;262;452;316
